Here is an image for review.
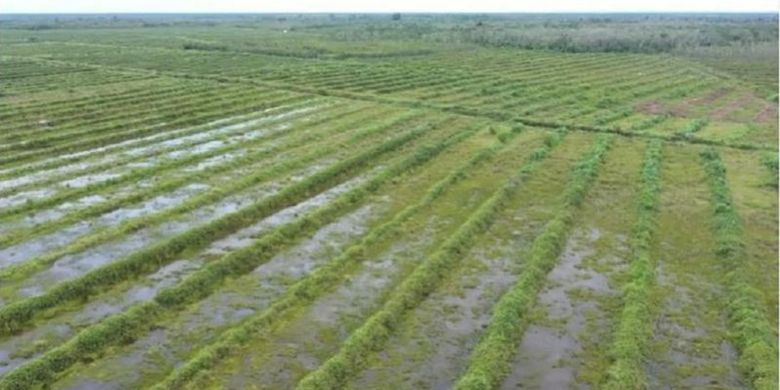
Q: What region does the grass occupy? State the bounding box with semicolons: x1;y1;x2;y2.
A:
0;119;478;390
297;129;574;389
0;14;775;390
0;118;440;336
152;125;527;389
602;140;664;389
454;134;613;389
0;107;416;284
699;147;778;390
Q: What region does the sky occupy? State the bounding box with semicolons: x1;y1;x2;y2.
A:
1;0;777;14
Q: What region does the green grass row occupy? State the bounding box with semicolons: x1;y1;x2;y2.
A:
0;95;319;180
0;117;476;390
0;77;184;119
0;80;216;137
0;98;323;221
0;85;290;157
0;90;309;168
478;57;669;111
454;133;614;389
0;116;443;337
0;98;325;207
601;140;664;389
0;83;186;135
151;124;521;389
0;84;265;149
20;54;765;153
0;108;418;288
295;128;569;390
0;71;150;97
0;102;352;233
0;98;331;199
699;147;778;390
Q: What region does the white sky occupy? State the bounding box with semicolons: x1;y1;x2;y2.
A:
1;0;777;14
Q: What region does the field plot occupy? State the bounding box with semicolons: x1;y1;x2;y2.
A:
0;13;777;390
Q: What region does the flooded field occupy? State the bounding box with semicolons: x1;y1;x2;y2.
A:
0;13;777;390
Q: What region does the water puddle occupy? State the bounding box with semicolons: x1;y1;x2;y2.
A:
502;228;617;390
352;240;519;390
0;183;208;269
51;201;378;389
60;173;122;189
0;103;320;196
0;188;55;209
6;162;367;303
218;228;435;389
647;263;744;389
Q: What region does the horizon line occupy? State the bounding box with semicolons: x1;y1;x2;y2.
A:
1;10;778;15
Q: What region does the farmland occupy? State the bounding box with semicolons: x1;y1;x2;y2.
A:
0;13;777;390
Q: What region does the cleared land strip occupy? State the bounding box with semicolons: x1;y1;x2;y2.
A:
34;119;501;389
0;101;345;222
0;88;311;169
0;77;188;115
0;89;303;168
0;99;323;220
0;115;476;381
0;94;318;180
190;131;597;390
0;99;326;205
0;78;207;126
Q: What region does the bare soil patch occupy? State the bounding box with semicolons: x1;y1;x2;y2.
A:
754;103;778;123
709;93;754;121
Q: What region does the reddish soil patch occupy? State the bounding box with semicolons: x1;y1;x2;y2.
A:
637;100;690;118
754;104;778;124
664;88;733;119
636;100;666;115
709;93;754;121
687;87;731;106
667;102;692;118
